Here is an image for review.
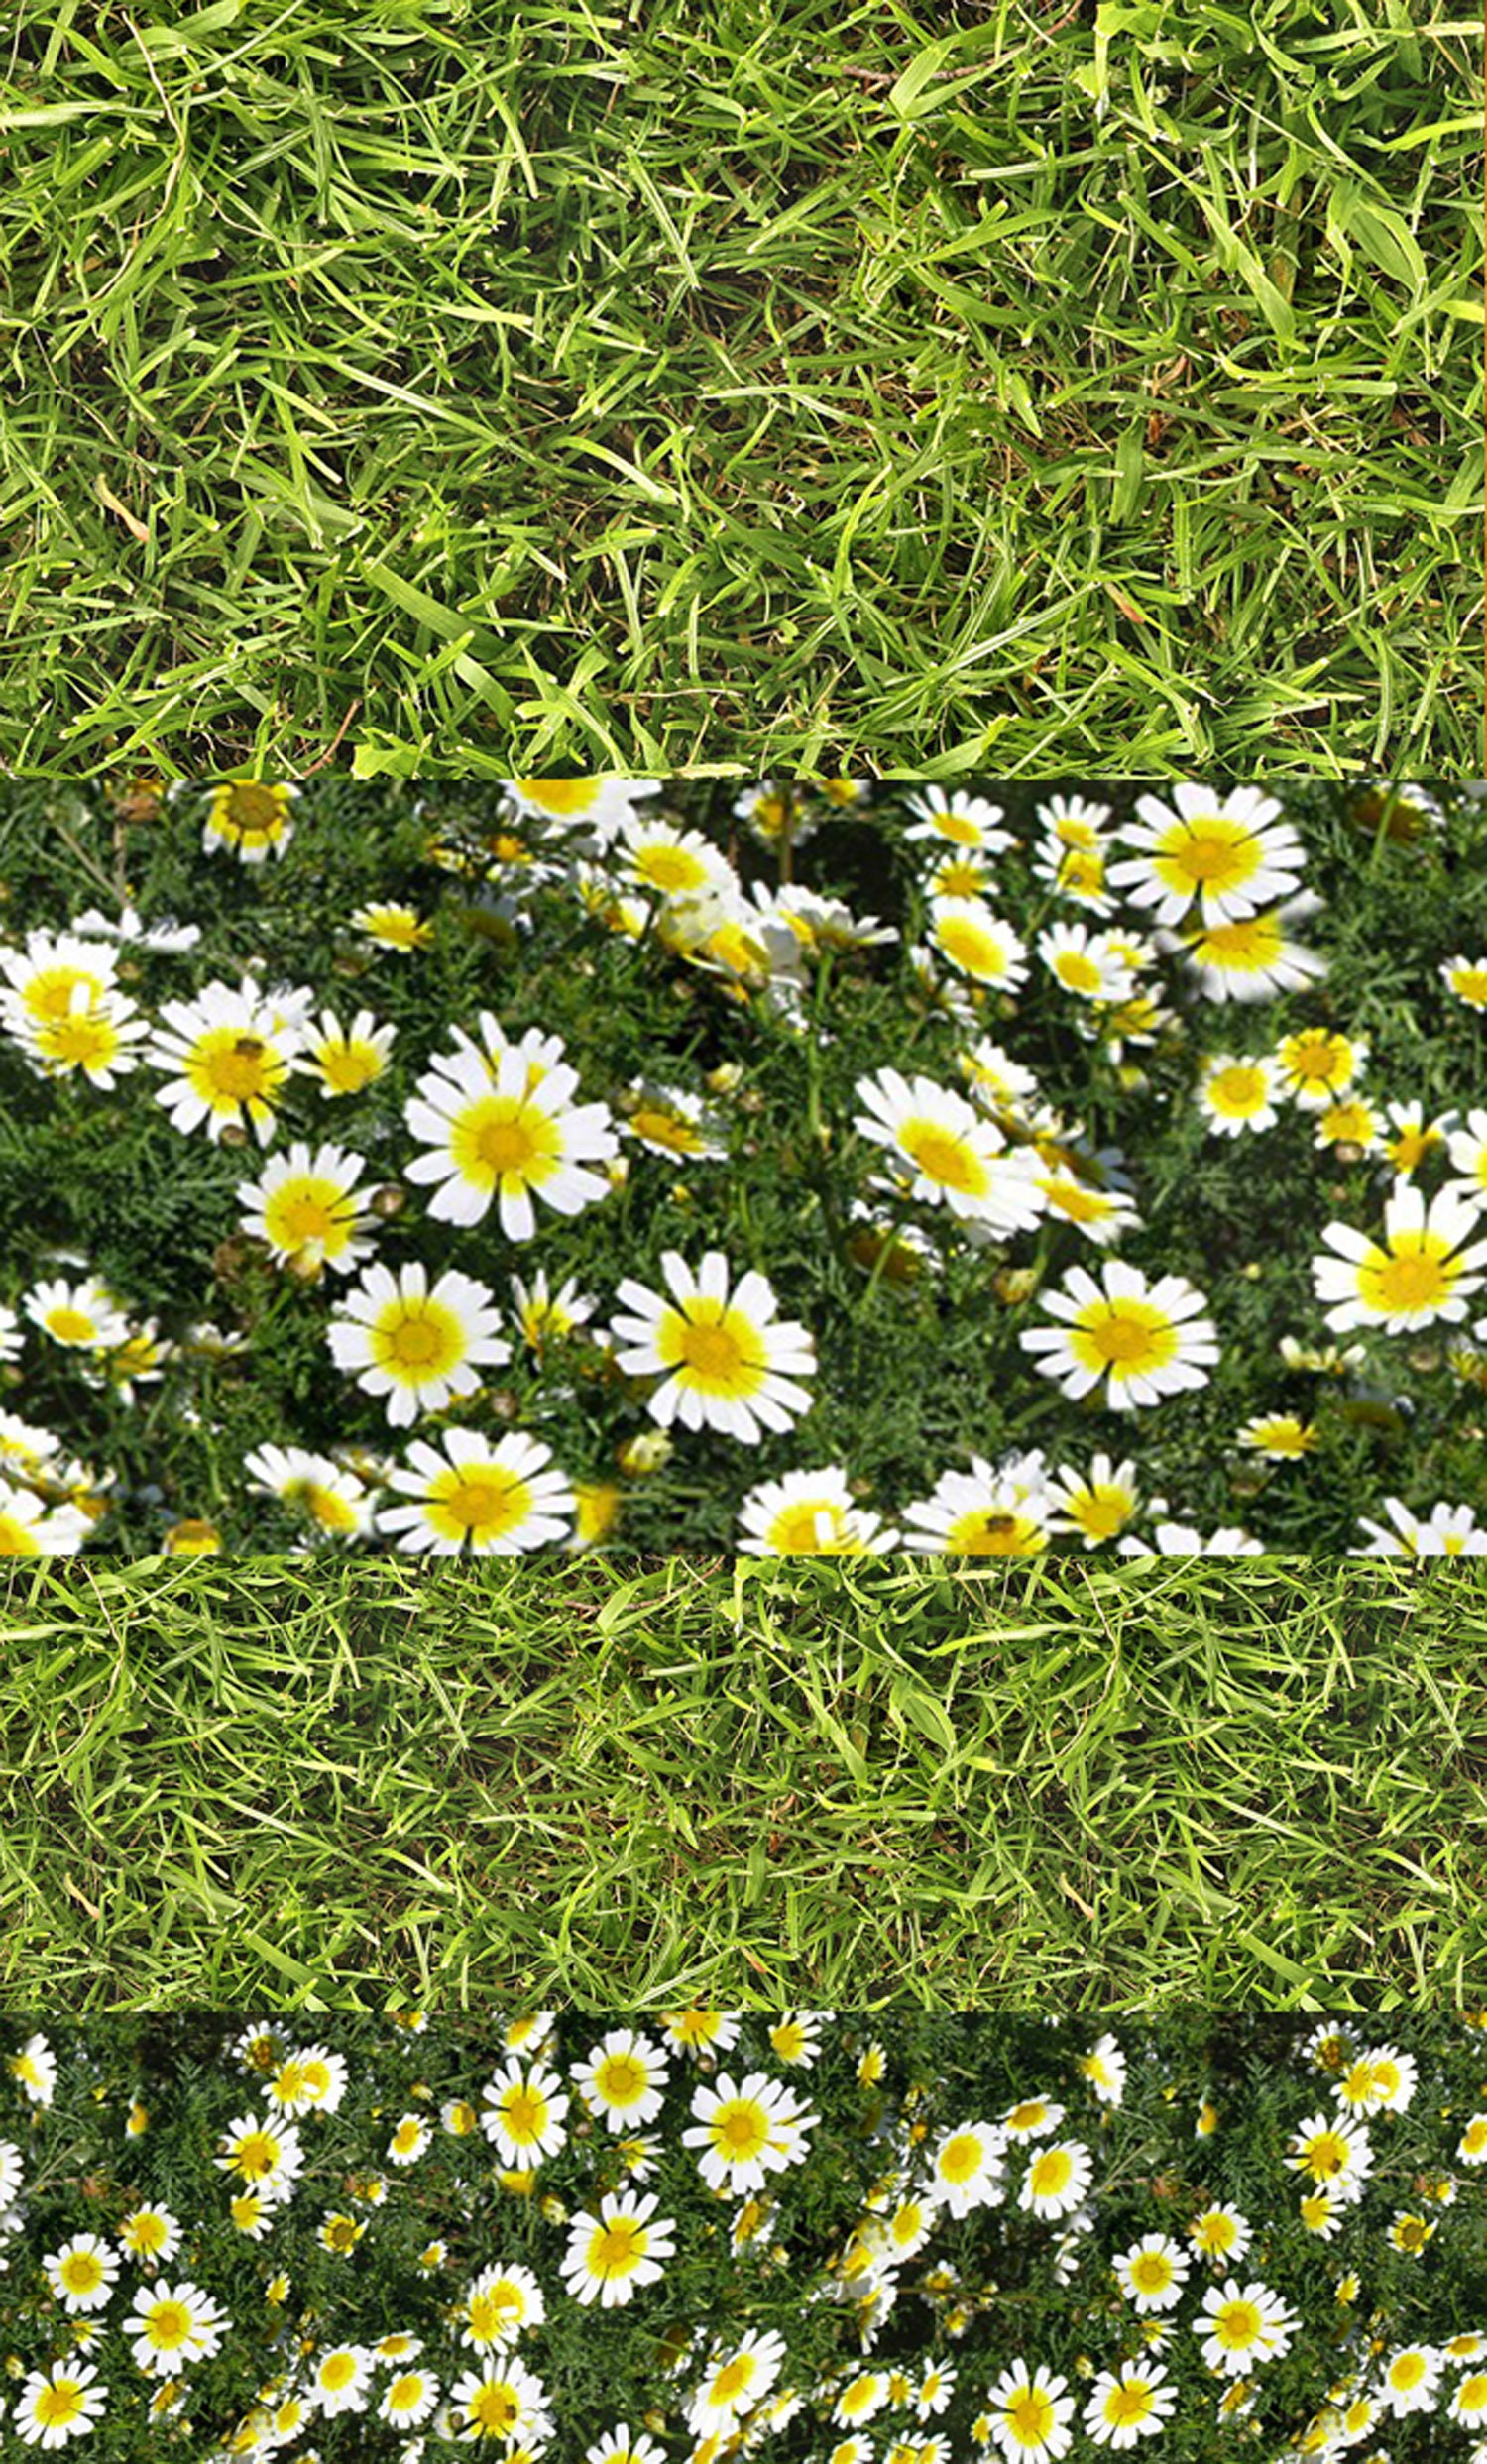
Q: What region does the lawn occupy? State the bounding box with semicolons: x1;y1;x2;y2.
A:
2;1553;1484;2009
0;0;1480;776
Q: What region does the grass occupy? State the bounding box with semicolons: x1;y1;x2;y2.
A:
3;1551;1485;2010
0;0;1481;778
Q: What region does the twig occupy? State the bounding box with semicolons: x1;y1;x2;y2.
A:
296;698;362;777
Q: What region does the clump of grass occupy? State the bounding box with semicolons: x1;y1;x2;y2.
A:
2;1553;1484;2009
0;0;1480;775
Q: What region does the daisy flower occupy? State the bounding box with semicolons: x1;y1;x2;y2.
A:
448;2358;548;2445
202;777;299;861
1443;1110;1487;1213
23;1277;129;1351
1020;1261;1219;1410
461;2262;547;2350
984;2359;1076;2461
1078;2035;1128;2104
0;930;119;1029
1166;893;1329;1002
737;1467;900;1555
43;2233;120;2313
1442;952;1487;1010
1377;2345;1441;2417
1189;2203;1252;2267
1113;2234;1191;2313
0;1480;88;1559
119;2207;183;2267
327;1262;510;1426
1018;2141;1093;2221
661;2009;741;2059
505;777;660;839
510;1268;597;1352
1192;2279;1298;2375
479;2060;569;2167
1043;1455;1141;1547
1198;1052;1282;1136
1037;921;1136;1002
379;1429;575;1554
1381;1098;1455;1176
683;2072;817;2194
216;2114;303;2194
732;781;823;850
571;2031;670;2130
854;1068;1048;1231
1238;1413;1317;1458
687;2330;787;2436
560;2191;676;2307
903;787;1014;853
238;1140;376;1276
1026;1163;1141;1248
8;981;148;1087
1356;1497;1487;1557
613;815;738;902
584;2428;667;2464
1084;2362;1178;2449
609;1251;816;1443
145;975;310;1143
929;2122;1005;2217
1119;1520;1263;1557
14;2361;108;2450
1313;1181;1487;1333
902;1458;1051;1556
128;2278;230;2376
379;2370;441;2430
298;1005;398;1097
1337;2046;1417;2112
311;2346;373;2416
768;881;897;954
1276;1026;1367;1111
350;901;433;952
618;1079;730;1163
403;1041;618;1238
922;899;1030;994
1110;786;1305;925
9;2032;57;2103
243;1444;375;1539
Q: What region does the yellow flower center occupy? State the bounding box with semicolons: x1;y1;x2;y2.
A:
61;2251;104;2291
26;965;103;1023
1057;952;1102;993
1073;1488;1130;1538
900;1119;985;1196
929;812;981;846
769;1501;852;1552
1160;818;1252;886
711;2356;752;2404
1211;1064;1265;1109
452;1096;558;1187
468;2382;520;2433
1006;2389;1055;2441
502;2085;544;2142
937;916;1006;977
939;2133;982;2184
1074;1302;1176;1373
46;1306;99;1343
591;2219;644;2275
1358;1240;1451;1315
1131;2253;1171;2290
322;2354;357;2390
389;2376;424;2410
36;2384;86;2430
1030;2148;1073;2196
1107;2384;1153;2425
597;2054;647;2105
374;1300;463;1378
224;782;284;833
630;1107;704;1154
149;2298;193;2349
946;1509;1040;1556
190;1029;280;1108
1216;2299;1262;2349
717;2101;768;2158
318;1040;379;1092
515;778;597;816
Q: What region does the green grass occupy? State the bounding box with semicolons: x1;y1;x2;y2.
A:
4;1552;1485;2009
0;0;1480;777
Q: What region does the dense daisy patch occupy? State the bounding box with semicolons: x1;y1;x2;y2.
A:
2;2015;1484;2463
0;777;1483;1553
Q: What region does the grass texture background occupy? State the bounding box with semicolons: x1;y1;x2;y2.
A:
2;1553;1484;2011
0;0;1481;779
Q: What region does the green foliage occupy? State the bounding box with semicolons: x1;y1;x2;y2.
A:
1;2014;1484;2460
0;0;1480;773
0;779;1485;1554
